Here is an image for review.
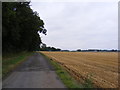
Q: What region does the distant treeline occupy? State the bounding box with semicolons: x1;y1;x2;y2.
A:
61;49;119;52
2;2;46;54
39;46;119;52
39;43;61;51
76;49;119;52
39;44;119;52
40;47;61;51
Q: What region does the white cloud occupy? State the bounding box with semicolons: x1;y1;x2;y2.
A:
31;2;118;50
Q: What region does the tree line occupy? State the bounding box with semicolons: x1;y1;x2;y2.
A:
76;49;118;52
2;2;47;54
40;43;61;51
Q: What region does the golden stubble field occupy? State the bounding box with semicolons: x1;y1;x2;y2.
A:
40;51;118;88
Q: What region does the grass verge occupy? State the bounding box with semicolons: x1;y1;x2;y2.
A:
40;52;84;89
40;52;94;89
2;51;33;78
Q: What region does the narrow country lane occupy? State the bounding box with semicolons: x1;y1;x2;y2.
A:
2;53;66;88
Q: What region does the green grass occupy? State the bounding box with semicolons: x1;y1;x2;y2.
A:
2;51;33;78
82;74;93;88
40;53;83;88
51;60;84;89
40;52;94;89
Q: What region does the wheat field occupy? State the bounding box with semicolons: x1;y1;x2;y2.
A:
40;51;118;88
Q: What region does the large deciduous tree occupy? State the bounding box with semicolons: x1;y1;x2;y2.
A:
2;2;46;53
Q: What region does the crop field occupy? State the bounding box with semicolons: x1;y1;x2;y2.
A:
40;51;118;88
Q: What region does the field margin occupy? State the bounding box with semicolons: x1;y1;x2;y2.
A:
2;52;33;79
40;52;93;89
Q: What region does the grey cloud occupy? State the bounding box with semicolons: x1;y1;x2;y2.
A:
31;2;118;50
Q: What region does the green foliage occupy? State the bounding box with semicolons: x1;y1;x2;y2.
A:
41;53;94;89
40;43;61;51
82;74;93;88
2;52;33;78
52;61;82;88
2;2;46;54
40;53;83;88
40;46;61;51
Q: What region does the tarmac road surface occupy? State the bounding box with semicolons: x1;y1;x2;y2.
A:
2;52;66;88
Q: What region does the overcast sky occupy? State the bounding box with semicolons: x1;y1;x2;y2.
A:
30;1;118;50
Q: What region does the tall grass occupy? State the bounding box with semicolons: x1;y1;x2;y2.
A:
2;52;33;78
